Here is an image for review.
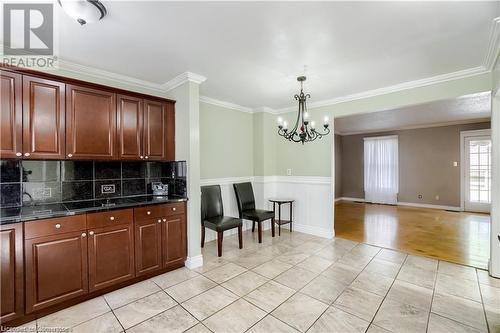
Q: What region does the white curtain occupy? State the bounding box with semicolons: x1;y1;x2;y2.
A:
364;135;399;204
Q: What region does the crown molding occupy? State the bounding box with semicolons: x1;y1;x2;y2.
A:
484;17;500;70
274;66;489;113
200;96;254;113
58;59;167;93
200;65;490;116
162;72;207;91
0;48;207;95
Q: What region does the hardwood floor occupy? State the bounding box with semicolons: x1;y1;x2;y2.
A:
334;201;491;269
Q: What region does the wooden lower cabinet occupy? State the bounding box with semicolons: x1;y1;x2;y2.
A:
25;231;88;313
162;214;186;267
4;203;186;325
134;203;187;275
0;223;24;324
88;224;135;292
135;218;163;276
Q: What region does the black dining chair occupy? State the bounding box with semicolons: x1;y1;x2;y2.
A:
201;185;243;257
233;182;275;243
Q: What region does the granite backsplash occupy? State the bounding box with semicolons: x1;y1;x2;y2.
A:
0;160;187;208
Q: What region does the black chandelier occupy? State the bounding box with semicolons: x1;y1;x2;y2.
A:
277;76;330;144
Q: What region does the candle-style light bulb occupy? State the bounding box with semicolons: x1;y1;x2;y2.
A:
277;117;283;125
311;121;316;129
324;116;329;124
304;112;309;120
283;121;288;129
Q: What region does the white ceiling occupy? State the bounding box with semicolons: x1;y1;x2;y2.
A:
26;2;500;108
334;92;491;135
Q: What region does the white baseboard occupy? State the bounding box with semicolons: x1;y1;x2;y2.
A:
185;255;203;269
397;202;461;211
339;197;461;211
338;197;366;202
293;223;333;239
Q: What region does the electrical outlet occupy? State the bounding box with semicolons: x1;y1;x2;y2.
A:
418;194;423;199
435;195;440;201
101;184;116;194
453;161;458;167
286;168;292;176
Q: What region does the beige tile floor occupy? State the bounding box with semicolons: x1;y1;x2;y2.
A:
9;229;500;333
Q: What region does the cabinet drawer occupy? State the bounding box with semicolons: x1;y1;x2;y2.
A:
134;205;165;220
134;203;186;220
164;202;186;217
87;209;133;229
25;215;86;239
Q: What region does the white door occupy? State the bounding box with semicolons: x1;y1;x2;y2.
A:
464;134;492;213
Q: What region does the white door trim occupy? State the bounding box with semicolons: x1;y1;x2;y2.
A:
460;129;492;212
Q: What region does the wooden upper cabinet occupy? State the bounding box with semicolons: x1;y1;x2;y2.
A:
66;84;116;160
88;224;135;292
144;99;168;161
0;223;24;324
25;230;88;313
23;75;65;159
0;71;22;158
117;94;143;160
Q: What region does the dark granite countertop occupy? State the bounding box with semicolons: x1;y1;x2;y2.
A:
0;195;188;224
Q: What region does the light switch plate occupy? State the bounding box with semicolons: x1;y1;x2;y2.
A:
286;168;292;176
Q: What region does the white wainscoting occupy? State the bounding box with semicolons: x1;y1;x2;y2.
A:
200;176;334;242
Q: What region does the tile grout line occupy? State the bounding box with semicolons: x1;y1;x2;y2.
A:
360;249;408;333
475;267;491;333
425;260;440;333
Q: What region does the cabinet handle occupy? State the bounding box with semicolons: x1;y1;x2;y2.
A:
145;156;149;159
109;216;115;221
157;219;162;223
16;152;22;157
24;152;30;157
140;156;144;159
81;232;87;237
162;218;167;222
67;154;73;158
89;231;94;236
172;207;177;211
147;211;151;215
55;224;61;229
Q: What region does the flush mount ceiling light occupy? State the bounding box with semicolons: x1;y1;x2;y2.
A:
277;76;330;144
58;0;107;25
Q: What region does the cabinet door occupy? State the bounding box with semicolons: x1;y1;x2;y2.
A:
23;75;65;159
166;102;175;161
0;71;22;158
0;223;24;324
162;214;186;267
25;231;88;313
143;99;167;160
66;84;116;159
88;224;134;292
117;94;143;160
135;218;162;276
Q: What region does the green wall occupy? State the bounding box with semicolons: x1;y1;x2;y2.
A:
199;102;254;179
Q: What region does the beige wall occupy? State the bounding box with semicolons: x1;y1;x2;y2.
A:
339;122;491;207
